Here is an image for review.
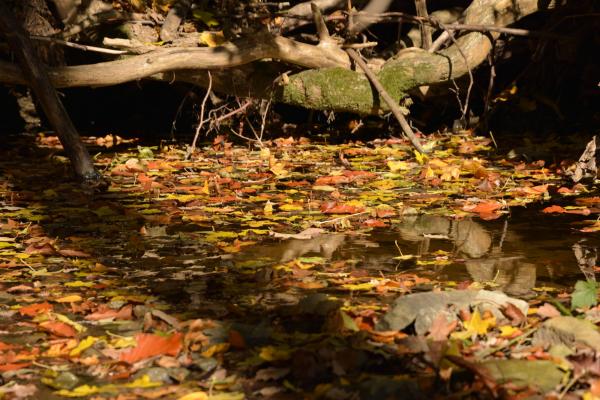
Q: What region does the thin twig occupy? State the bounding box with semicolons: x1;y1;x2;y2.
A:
30;35;127;55
187;70;212;159
348;12;562;39
342;42;377;49
439;22;473;123
229;127;259;143
346;48;426;153
414;0;432;50
313;211;370;226
214;100;253;125
257;99;271;146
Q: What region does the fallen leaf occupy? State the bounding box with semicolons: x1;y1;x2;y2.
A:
120;333;183;364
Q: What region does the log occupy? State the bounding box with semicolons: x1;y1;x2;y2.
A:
0;0;555;115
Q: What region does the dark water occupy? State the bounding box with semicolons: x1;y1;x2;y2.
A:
114;203;600;314
231;207;600;298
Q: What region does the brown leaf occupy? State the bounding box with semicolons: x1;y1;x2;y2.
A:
58;249;91;258
427;313;458;341
502;303;527;325
536;303;561;319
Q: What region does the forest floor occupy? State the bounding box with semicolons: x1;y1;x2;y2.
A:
0;130;599;399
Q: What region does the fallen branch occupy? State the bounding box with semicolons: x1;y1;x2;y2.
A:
346;48;426;153
31;35;126;55
187;70;212;159
0;32;349;88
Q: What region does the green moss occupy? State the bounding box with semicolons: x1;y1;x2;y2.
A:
275;57;444;115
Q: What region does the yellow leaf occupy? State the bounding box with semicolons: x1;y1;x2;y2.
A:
122;375;162;388
56;295;83;303
199;31;226;47
278;204;303;211
64;280;94;288
259;345;291;361
165;194;200;202
201;343;230;358
387;160;410;172
55;384;100;397
70;336;98;357
192;10;220;28
499;325;519;338
341;282;377;291
463;309;495;335
264;200;273;216
178;392;209;400
414;150;428;165
201;180;210;195
110;336;137;349
204;231;238;242
55;313;86;333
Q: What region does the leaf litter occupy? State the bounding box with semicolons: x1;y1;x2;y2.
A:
0;131;598;398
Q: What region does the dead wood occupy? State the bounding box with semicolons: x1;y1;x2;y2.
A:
346;48;425;153
160;0;192;42
0;1;98;180
0;0;557;115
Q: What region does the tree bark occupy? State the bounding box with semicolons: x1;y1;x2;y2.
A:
0;1;98;180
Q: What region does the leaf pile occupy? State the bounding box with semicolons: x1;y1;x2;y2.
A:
0;131;598;398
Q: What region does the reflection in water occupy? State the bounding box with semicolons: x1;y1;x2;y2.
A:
254;212;599;297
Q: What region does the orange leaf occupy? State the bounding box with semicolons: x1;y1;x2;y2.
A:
39;321;77;338
0;362;31;372
0;342;16;351
320;202;364;214
542;205;566;214
120;333;183;364
19;302;53;317
363;219;387;228
463;201;502;214
314;175;350;185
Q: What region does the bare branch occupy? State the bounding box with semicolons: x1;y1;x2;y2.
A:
346;48;425;153
188;71;213;159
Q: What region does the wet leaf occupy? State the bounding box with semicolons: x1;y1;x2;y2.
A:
19;302;53;317
120;333;183;364
39;321;77;338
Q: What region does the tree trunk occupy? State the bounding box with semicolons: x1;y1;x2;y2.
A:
0;1;98;180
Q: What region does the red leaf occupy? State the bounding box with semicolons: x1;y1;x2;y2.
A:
120;333;183;364
39;321;76;338
542;205;566;214
363;219;387;228
0;342;16;351
0;362;31;372
375;208;396;218
19;302;53;317
464;201;502;214
314;175;350;185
